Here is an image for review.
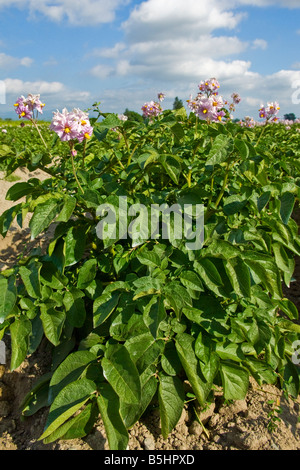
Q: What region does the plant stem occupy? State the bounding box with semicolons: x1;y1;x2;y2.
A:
255;124;266;148
70;150;84;194
82;139;87;168
127;144;138;167
214;161;230;209
31;119;53;158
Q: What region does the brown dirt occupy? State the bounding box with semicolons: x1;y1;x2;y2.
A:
0;168;299;451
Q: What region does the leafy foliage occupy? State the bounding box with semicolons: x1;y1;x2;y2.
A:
0;108;300;449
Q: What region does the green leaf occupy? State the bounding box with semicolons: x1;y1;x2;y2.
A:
244;358;277;385
40;305;66;346
43;402;98;443
10;316;32;370
223;195;248;216
132;276;162;300
49;350;97;403
125;332;164;376
0;203;22;236
40;378;96;440
220;362;249;400
102;345;141;405
242;252;282;299
272;242;292;274
216;342;245;362
277;298;298;321
5;182;36;201
257;191;271;212
159;155;182;184
281;359;300;399
143;296;166;338
40;261;68;290
96;114;122;131
225;257;251;298
93;292;120;328
280;192;295;225
97;383;128;451
19;261;42;299
158;372;185;438
64;226;87;266
206;134;229;166
137;250;161;269
120;375;157;429
234;138;249;159
175;333;211;406
163;282;192;319
0;275;17;322
56;196;77;223
29;198;61;239
180;270;204;292
21;373;52;417
77;259;98;289
63;288;86;328
161;341;182;376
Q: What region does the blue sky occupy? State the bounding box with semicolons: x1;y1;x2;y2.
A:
0;0;300;121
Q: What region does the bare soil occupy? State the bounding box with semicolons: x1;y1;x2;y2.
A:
0;168;299;451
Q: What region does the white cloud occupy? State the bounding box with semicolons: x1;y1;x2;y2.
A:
91;43;127;59
90;64;114;79
4;79;65;95
0;52;33;69
0;0;130;26
2;78;92;119
252;39;268;50
122;0;244;41
222;0;300;7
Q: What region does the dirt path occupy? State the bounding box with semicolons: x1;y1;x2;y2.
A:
0;169;299;451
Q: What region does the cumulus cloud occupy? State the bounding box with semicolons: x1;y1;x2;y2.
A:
252;39;268;50
122;0;243;41
4;79;65;95
0;52;33;69
0;0;129;26
224;0;300;7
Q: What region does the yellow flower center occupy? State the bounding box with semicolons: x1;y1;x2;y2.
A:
218;115;222;121
64;127;71;134
81;120;87;126
84;133;91;139
21;112;26;117
203;109;207;114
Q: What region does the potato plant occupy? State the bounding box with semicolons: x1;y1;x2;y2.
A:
0;97;300;450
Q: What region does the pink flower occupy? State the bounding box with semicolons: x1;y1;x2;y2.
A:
231;93;241;104
198;78;220;95
259;101;280;122
50;108;93;143
195;97;215;121
24;94;45;114
15;104;33;120
141;100;162;118
117;114;128;122
77;122;94;143
50;113;80;141
158;92;166;102
14;94;46;119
